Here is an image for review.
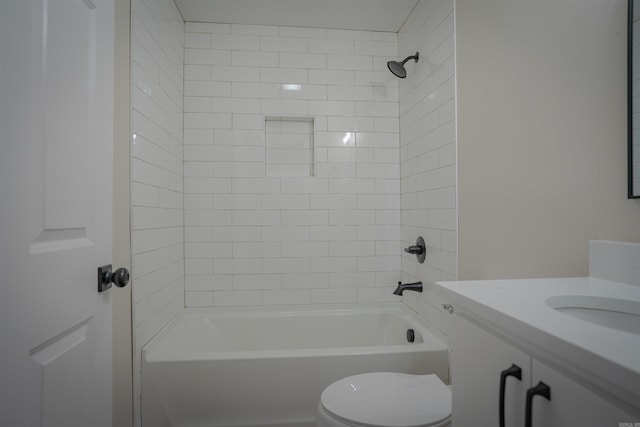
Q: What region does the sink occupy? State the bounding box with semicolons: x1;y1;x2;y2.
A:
546;295;640;335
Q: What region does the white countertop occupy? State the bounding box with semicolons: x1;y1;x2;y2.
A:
433;277;640;411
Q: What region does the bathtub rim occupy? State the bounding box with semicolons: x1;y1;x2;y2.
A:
143;302;447;362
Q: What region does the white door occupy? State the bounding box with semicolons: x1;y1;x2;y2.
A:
0;0;116;426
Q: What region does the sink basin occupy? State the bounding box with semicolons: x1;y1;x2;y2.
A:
546;295;640;335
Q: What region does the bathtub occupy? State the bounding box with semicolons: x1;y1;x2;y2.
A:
141;303;448;427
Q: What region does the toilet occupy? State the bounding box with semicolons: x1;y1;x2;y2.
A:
316;372;451;427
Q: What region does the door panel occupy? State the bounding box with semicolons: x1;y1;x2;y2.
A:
0;0;115;425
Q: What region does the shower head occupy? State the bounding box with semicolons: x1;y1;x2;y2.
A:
387;52;419;78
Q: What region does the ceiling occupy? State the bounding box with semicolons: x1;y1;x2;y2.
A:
174;0;420;33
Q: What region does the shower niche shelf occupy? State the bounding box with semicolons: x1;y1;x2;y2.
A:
265;116;314;177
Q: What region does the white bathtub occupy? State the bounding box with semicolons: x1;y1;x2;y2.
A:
142;303;448;427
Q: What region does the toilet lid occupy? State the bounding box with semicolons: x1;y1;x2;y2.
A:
320;373;451;427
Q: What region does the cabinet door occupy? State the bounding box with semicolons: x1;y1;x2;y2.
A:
450;315;531;427
530;360;634;427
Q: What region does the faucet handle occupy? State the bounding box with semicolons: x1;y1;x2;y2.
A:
404;237;426;264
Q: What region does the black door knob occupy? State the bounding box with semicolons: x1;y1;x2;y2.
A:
97;264;130;292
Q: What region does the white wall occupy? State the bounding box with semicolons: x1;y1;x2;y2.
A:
398;0;457;336
130;0;184;424
456;0;640;280
183;23;403;307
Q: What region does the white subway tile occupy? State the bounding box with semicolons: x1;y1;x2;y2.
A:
214;162;265;178
280;84;327;100
185;291;214;307
185;33;211;49
376;210;401;225
184;97;211;113
212;226;261;242
262;226;310;242
261;99;309;116
356;225;400;241
281;177;328;194
184;225;212;242
185;22;230;34
212;66;260;82
232;24;279;36
327;147;356;163
309;226;357;241
261;68;308;84
210;98;261;114
355;71;398;87
263;258;311;274
310;194;357;210
282;241;328;257
327;117;373;132
233;114;266;130
212;34;260;51
260;36;307;52
372;32;397;42
233;274;281;290
233;242;282;258
327;55;372;71
185;65;212;81
308;70;354;85
329;241;375;257
280;53;327;69
232;178;280;194
185;259;214;275
184;113;232;129
262;194;310;210
330;272;376;288
231;210;280;226
280;26;326;38
326;29;372;40
357;287;400;303
311;256;358;272
309;39;354;55
281;210;329;226
329;210;375;226
185;243;232;259
214;258;262;274
355;40;397;56
184;81;231;97
184;49;230;66
232;51;279;67
263;290;310;305
185;129;214;145
215;130;265;146
185;275;216;291
213;290;262;306
311;288;357;304
281;273;328;289
309;100;355;116
356;132;399;148
232;82;280;98
327;86;373;101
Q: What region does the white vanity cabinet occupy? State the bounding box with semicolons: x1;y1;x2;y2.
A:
450;314;634;427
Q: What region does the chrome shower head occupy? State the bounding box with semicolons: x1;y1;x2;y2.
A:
387;52;419;78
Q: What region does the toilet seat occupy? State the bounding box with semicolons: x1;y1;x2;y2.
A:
318;372;451;427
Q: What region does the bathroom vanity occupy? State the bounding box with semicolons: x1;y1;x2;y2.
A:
434;241;640;427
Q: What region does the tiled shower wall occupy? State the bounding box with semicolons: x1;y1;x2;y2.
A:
130;0;184;421
183;23;403;307
398;0;457;336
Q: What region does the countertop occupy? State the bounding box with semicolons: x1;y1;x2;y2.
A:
433;277;640;412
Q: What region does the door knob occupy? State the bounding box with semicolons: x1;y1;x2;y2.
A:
97;264;130;292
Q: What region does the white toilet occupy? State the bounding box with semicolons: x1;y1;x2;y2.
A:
316;372;452;427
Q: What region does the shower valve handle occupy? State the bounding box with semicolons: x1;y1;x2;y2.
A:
404;245;423;255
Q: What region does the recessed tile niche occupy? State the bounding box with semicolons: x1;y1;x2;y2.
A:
265;116;314;177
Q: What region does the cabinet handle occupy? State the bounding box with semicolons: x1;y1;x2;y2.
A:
499;364;522;427
525;381;551;427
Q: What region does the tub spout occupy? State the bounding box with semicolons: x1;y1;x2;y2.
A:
393;281;423;296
